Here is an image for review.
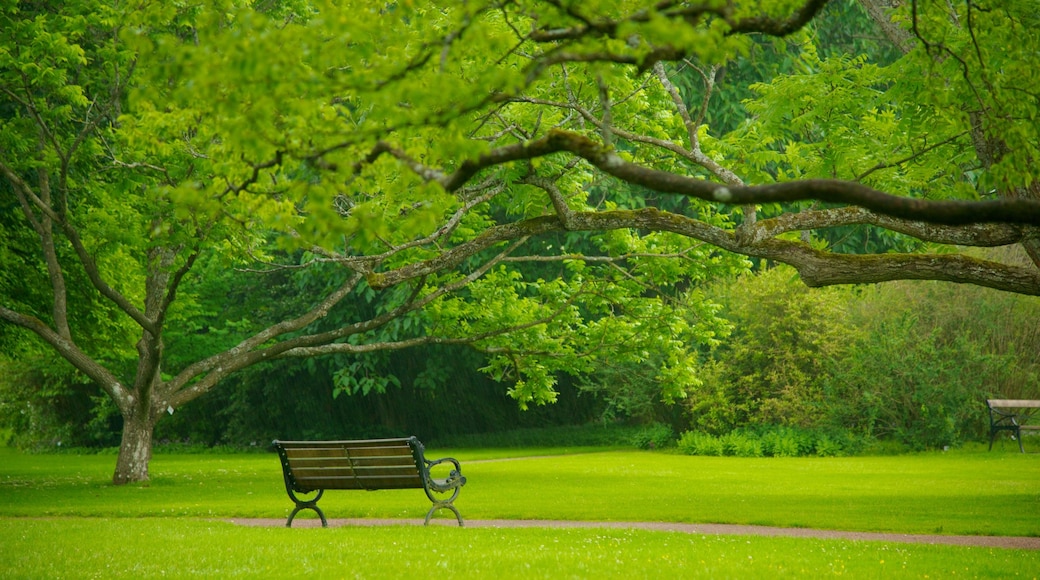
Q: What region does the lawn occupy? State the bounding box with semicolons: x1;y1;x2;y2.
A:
3;518;1038;579
1;445;1038;578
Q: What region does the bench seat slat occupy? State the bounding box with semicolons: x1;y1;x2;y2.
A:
286;459;417;469
277;438;414;448
987;399;1040;408
292;468;422;478
291;467;422;480
293;476;422;488
284;451;418;459
283;454;417;465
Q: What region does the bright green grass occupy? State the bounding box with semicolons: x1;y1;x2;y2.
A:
1;447;1038;578
1;446;1037;536
1;518;1037;579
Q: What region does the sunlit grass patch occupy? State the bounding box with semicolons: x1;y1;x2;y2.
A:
1;518;1037;579
1;446;1038;536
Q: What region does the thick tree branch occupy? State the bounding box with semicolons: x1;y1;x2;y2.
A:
728;0;831;36
745;206;1038;247
752;238;1040;294
167;236;530;407
530;0;830;42
0;305;133;409
165;271;366;396
441;130;1040;226
357;203;1040;296
283;263;580;358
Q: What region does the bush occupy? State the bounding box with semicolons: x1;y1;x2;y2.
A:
678;426;865;458
825;314;1012;450
677;431;724;456
813;435;843;457
686;266;856;433
685;264;1040;453
630;423;675;450
760;428;804;457
824;275;1040;450
721;431;764;457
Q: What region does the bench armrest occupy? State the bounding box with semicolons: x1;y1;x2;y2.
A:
423;456;466;493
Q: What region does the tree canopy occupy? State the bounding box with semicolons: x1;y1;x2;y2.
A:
2;0;1040;483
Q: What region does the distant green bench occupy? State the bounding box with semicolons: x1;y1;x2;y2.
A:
273;437;466;527
986;399;1040;453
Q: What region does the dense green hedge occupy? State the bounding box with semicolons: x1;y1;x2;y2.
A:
677;425;866;458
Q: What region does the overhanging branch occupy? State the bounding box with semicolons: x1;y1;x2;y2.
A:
440;129;1040;226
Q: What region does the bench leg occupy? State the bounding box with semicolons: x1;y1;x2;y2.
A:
285;488;328;528
990;426;1026;453
287;507;326;530
424;503;464;527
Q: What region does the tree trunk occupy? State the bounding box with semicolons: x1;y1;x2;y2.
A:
112;410;157;485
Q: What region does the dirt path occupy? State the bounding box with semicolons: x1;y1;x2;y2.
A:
228;518;1040;550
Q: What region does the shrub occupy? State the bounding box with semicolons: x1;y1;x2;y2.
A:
813;435;843;457
825;314;1011;450
760;428;803;457
630;423;675;450
721;431;764;457
826;276;1040;449
677;431;725;456
687;266;856;432
678;426;864;458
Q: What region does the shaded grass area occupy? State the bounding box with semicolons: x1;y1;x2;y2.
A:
2;518;1038;579
1;445;1038;537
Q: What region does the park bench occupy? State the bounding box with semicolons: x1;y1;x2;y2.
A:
986;399;1040;453
272;437;466;527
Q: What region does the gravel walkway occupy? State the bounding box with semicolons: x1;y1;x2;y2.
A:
228;518;1040;550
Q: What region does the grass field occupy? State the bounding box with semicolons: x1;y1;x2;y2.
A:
1;445;1038;578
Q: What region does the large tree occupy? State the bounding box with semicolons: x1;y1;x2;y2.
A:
2;0;1039;484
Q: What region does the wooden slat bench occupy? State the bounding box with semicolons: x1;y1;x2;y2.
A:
273;437;466;527
986;399;1040;453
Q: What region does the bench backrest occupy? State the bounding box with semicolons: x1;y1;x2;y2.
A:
274;438;424;493
987;399;1040;409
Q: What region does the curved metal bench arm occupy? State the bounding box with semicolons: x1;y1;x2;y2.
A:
420;456;467;526
410;438;467;526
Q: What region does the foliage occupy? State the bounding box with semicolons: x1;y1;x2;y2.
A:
4;0;1040;485
684;259;1040;450
574;290;728;427
628;422;676;449
825;273;1040;450
894;0;1040;195
153;347;605;448
677;425;864;458
685;265;855;433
